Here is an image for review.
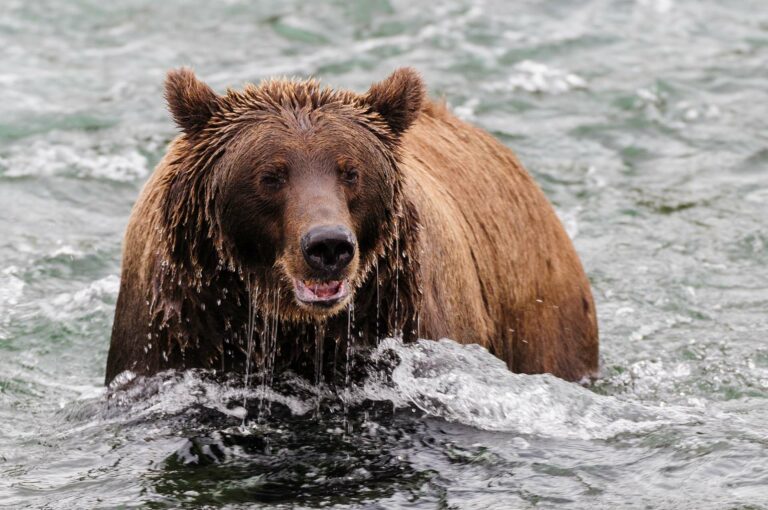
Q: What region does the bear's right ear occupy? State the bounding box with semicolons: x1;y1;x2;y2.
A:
164;67;220;136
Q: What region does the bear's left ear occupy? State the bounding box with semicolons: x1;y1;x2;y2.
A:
362;67;425;138
164;67;221;136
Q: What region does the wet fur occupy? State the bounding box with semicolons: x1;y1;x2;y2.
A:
105;68;597;384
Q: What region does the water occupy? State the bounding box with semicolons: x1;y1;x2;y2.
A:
1;0;767;507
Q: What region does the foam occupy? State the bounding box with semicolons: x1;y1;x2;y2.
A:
0;267;25;338
555;207;580;240
637;0;674;14
105;370;314;423
358;338;691;440
487;60;587;95
95;338;695;441
0;140;148;182
42;275;119;321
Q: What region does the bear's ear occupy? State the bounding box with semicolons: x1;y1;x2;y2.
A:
164;67;220;136
362;67;425;137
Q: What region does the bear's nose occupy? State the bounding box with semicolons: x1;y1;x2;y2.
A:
301;225;356;274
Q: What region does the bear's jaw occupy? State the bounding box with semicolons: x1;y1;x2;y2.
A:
293;278;350;310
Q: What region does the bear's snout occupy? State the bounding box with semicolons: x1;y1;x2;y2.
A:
300;224;356;276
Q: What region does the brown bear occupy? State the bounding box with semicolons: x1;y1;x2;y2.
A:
104;67;598;386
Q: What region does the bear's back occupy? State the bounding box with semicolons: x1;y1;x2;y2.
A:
398;101;598;380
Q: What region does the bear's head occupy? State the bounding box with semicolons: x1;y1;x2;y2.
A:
161;68;424;322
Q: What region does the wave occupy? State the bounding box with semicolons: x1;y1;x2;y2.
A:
486;60;588;95
0;139;149;182
93;337;694;441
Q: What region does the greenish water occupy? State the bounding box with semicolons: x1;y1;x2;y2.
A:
1;0;767;508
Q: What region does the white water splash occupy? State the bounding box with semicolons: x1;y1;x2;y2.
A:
358;338;692;440
0;140;148;181
0;267;25;338
555;207;580;240
41;275;120;321
100;338;697;442
488;60;587;95
637;0;674;14
106;370;314;422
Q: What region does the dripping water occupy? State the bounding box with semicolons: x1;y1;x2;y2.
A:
345;300;355;388
314;321;325;386
313;321;326;418
374;258;380;344
257;289;280;423
416;312;421;340
393;223;400;338
343;300;355;434
254;289;269;424
269;290;279;384
241;276;257;426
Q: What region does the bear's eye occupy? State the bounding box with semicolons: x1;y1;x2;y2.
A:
340;167;358;186
260;171;287;190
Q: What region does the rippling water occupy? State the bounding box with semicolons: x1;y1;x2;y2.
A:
1;0;767;508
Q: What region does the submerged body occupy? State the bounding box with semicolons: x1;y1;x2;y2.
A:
105;68;597;385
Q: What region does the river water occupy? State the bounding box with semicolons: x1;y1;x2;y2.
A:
1;0;767;508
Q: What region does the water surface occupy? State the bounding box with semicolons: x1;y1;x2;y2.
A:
1;0;767;508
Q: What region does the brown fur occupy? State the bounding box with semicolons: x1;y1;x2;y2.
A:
105;68;598;385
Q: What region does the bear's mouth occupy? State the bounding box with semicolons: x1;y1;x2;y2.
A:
293;279;349;308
